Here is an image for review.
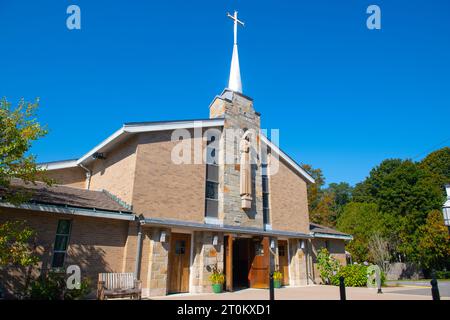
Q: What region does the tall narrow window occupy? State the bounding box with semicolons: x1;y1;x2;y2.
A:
262;164;270;226
52;219;72;268
205;135;219;218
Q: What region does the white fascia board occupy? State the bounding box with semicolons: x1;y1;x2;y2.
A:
38;159;78;171
313;232;353;241
0;202;136;221
77;119;225;165
123;119;224;133
261;135;315;184
76;127;126;165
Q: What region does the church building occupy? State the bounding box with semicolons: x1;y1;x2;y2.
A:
0;11;352;298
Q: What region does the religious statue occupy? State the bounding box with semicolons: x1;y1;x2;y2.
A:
240;131;252;209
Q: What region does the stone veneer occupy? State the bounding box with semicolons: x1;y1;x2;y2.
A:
209;89;264;229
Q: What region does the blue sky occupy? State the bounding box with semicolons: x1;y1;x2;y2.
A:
1;0;449;186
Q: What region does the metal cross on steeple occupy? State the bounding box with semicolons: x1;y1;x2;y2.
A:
227;11;244;93
227;11;244;45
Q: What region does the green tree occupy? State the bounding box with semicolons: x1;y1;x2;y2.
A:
326;182;353;218
337;202;384;262
416;210;450;271
0;98;49;204
420;147;450;196
302;163;325;213
310;191;337;227
0;220;38;267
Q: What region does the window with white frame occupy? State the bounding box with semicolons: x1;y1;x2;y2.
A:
205;135;219;218
51;219;72;268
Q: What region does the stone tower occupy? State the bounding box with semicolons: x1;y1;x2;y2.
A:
209;89;264;228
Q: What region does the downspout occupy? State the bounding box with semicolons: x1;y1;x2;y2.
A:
78;164;92;190
134;220;143;280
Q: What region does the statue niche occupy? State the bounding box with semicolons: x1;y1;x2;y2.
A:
239;131;252;209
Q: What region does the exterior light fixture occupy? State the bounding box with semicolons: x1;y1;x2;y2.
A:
212;235;219;246
299;239;305;250
270;239;276;249
443;185;450;229
160;231;167;243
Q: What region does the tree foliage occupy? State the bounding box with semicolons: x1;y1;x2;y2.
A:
337;202;384;262
0;97;49;204
416;210;450;271
0;220;38;267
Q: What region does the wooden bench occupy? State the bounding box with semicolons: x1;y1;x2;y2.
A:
97;273;142;300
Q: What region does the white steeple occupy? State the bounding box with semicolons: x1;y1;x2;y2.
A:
227;11;244;93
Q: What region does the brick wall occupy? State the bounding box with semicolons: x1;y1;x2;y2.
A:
0;208;129;298
89;136;138;206
44;167;86;189
132;130;207;222
269;154;310;233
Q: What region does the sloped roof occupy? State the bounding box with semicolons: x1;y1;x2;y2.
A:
0;179;131;213
310;223;352;240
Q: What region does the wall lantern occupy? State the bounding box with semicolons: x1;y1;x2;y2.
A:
212;235;219;246
270;239;276;249
443;185;450;229
160;231;167;243
298;239;305;250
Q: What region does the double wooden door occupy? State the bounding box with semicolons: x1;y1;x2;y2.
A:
168;233;191;293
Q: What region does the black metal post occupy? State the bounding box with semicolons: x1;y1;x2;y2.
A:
339;276;346;301
269;272;274;300
431;273;440;301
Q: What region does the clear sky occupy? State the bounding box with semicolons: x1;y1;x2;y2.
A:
1;0;449;186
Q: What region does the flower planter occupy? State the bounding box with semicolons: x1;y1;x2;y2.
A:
274;280;282;288
212;283;223;294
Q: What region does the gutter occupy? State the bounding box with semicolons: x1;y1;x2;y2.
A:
312;232;353;241
141;217;313;239
0;202;135;221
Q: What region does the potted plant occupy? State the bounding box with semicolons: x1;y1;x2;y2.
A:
208;262;225;294
273;271;283;288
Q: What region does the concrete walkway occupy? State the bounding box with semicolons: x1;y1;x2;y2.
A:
152;285;450;300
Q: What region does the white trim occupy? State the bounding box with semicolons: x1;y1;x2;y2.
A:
0;202;135;221
76;119;225;165
204;217;221;225
261;135;315;184
77;128;125;165
38;159;78;171
312;232;353;241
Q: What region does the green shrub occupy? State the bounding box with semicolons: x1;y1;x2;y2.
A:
316;248;340;284
435;270;450;279
331;264;368;287
28;271;91;300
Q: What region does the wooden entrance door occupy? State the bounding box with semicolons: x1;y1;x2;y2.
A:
249;237;270;288
168;233;191;293
278;240;290;286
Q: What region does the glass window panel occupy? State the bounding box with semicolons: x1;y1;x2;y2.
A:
207;165;219;182
57;220;71;235
52;252;65;268
206;147;218;165
54;235;68;251
206;181;218;200
206;199;219;218
263;208;270;225
175;240;186;255
263;193;269;209
262;176;269;192
278;246;286;257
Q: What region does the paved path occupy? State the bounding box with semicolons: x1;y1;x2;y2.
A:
151;285;450;300
386;280;450;298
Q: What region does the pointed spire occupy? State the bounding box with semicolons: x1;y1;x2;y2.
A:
227;11;244;93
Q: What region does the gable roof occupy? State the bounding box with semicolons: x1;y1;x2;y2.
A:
0;179;131;214
39;118;315;184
